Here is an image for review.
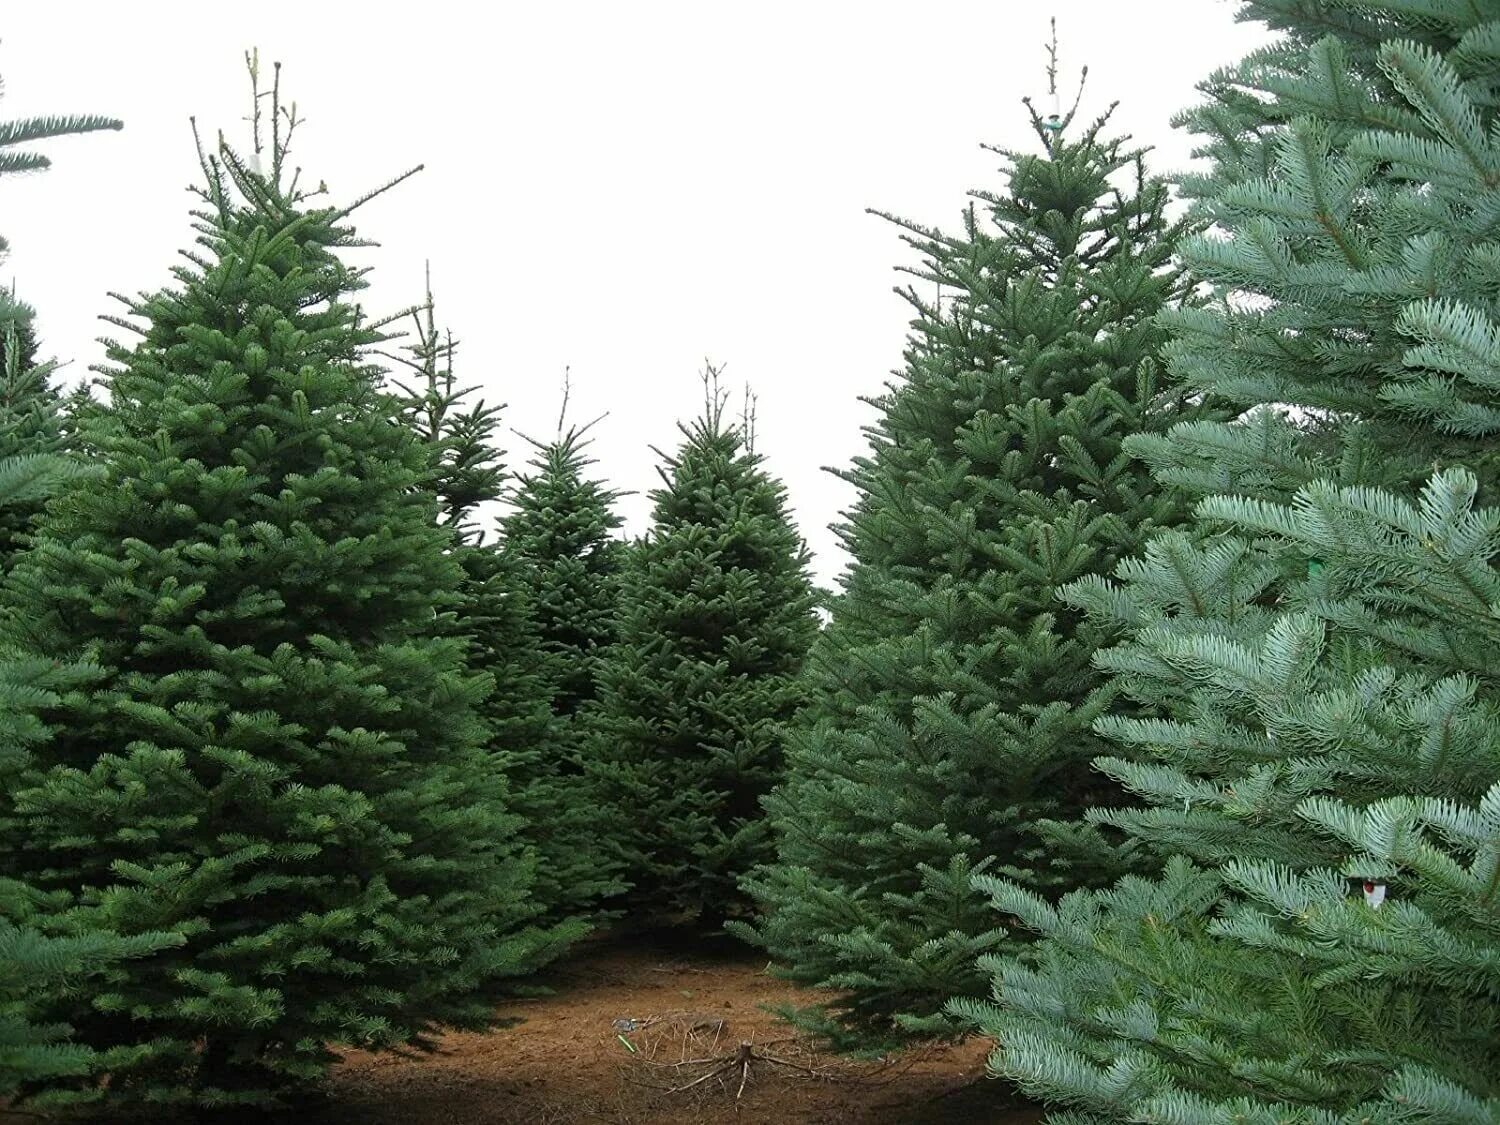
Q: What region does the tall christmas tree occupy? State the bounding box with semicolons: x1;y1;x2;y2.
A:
502;381;626;723
590;371;819;924
956;4;1500;1119
736;44;1203;1051
0;62;563;1109
390;289;620;929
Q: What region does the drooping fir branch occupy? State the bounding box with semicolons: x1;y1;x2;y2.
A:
0;65;120;181
0;62;120;333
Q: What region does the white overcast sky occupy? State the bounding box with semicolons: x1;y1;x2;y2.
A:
4;1;1266;587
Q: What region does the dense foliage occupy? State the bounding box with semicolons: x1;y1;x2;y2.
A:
591;381;818;924
0;94;567;1107
2;9;1497;1117
394;298;621;930
956;3;1500;1119
0;449;181;1107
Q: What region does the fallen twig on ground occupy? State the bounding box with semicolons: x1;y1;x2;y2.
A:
615;1011;850;1106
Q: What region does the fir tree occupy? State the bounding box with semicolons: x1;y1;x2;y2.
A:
501;383;627;906
736;48;1203;1051
0;63;563;1109
502;380;626;723
390;289;620;929
590;371;819;924
957;4;1500;1119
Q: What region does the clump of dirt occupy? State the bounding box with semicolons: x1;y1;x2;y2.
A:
299;934;1042;1124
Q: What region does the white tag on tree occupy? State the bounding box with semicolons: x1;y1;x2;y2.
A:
1363;880;1387;909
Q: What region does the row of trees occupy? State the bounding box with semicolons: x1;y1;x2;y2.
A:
0;58;818;1111
4;0;1498;1119
735;1;1499;1121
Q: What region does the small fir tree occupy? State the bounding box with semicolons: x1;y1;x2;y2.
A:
390;289;621;928
0;63;563;1109
736;49;1204;1050
501;383;627;894
957;4;1500;1119
590;371;819;924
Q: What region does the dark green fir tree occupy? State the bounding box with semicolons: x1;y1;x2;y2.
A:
590;371;819;925
500;379;627;897
390;287;620;929
736;44;1206;1051
0;62;564;1110
956;4;1500;1120
501;375;626;723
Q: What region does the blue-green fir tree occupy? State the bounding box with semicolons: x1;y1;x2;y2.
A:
956;4;1500;1120
0;64;566;1110
735;51;1206;1051
591;373;819;925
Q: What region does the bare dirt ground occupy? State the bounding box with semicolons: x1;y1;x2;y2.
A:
0;934;1040;1124
300;934;1043;1125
